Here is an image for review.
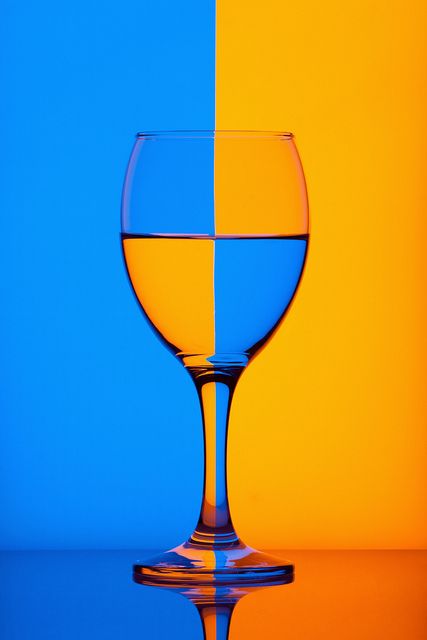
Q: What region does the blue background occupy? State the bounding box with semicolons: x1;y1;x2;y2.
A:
0;0;215;548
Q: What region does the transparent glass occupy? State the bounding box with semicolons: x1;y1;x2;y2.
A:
121;130;309;586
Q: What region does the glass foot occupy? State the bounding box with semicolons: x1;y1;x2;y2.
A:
133;540;293;587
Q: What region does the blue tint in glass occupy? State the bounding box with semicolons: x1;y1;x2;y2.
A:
122;135;215;235
214;238;308;354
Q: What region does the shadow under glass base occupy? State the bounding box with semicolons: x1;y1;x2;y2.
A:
133;540;293;587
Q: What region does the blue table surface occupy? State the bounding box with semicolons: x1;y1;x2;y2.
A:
1;550;426;639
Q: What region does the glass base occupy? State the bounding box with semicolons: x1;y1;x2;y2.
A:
133;539;294;587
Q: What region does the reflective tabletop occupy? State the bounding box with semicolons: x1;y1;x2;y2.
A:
1;550;426;639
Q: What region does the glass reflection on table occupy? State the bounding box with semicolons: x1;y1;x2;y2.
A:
151;581;292;640
0;550;426;639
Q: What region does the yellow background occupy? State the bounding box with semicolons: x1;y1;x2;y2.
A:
218;0;427;548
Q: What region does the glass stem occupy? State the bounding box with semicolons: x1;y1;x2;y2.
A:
190;372;241;546
197;604;234;640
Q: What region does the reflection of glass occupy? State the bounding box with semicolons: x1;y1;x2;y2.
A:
158;582;290;640
121;131;309;584
1;550;425;637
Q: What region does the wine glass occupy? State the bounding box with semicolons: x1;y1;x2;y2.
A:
121;130;309;586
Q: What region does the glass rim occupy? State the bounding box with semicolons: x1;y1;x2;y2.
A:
136;130;294;140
